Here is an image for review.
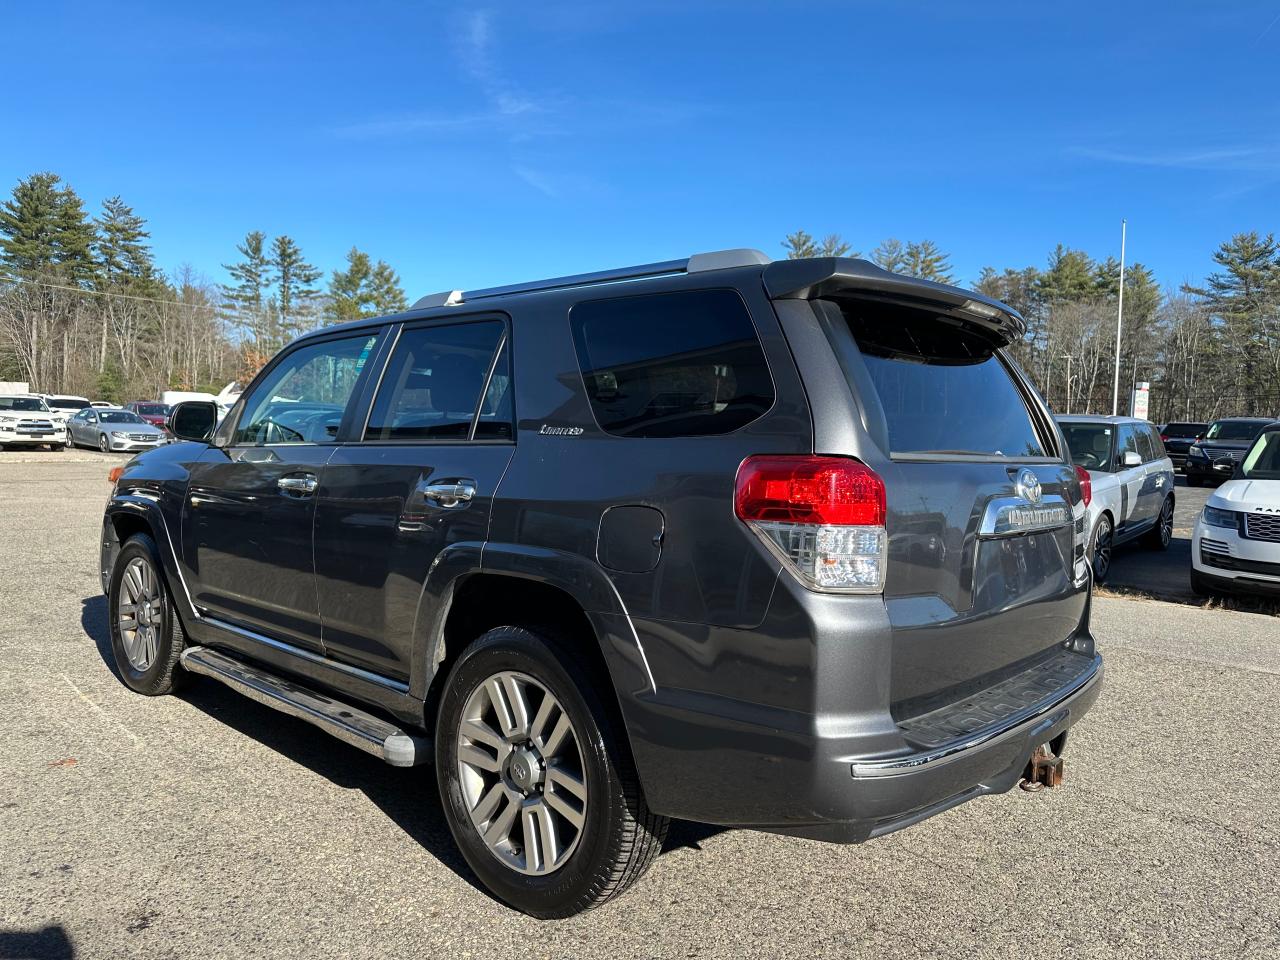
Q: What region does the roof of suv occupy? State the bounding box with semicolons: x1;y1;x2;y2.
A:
1055;415;1153;425
293;248;1024;346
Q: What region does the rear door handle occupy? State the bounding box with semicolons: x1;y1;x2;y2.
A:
278;474;318;496
422;480;476;508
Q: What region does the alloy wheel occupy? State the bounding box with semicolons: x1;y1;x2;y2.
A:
118;556;162;671
1093;520;1112;581
1159;500;1173;547
456;670;587;876
99;434;109;452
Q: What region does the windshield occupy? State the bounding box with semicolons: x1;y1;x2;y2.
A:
1241;431;1280;480
135;404;168;416
1060;423;1114;471
48;397;90;410
101;411;144;424
1205;420;1266;442
0;397;50;412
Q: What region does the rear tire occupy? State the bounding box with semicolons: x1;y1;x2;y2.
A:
1145;497;1174;550
107;533;187;696
1090;515;1114;585
435;625;669;918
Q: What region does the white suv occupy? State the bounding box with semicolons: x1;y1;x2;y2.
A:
0;394;67;451
1192;422;1280;598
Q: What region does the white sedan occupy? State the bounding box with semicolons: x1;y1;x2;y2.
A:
1192;423;1280;598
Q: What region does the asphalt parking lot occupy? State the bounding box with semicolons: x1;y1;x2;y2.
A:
2;453;1278;959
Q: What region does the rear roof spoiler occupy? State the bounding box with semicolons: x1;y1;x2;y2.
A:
762;257;1026;344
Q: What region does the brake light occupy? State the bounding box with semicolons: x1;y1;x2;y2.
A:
1073;464;1092;508
1160;434;1169;442
735;455;887;592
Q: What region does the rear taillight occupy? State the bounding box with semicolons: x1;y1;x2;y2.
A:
1160;434;1169;442
734;455;887;592
1073;465;1092;508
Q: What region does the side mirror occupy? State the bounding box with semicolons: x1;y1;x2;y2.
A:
1122;450;1142;467
168;401;218;442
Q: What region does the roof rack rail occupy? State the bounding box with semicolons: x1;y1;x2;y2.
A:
410;248;769;311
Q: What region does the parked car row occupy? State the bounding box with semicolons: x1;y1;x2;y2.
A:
1060;413;1280;598
0;391;173;452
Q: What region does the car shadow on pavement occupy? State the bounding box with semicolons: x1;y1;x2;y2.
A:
0;924;76;959
79;594;722;898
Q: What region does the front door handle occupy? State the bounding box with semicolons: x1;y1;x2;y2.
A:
278;474;318;496
422;480;476;508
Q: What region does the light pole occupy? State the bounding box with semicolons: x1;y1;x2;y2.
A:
1111;219;1126;416
1060;353;1075;414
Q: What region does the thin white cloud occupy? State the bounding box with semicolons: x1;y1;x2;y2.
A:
1072;144;1280;173
511;164;558;198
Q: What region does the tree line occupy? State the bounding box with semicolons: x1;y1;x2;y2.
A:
783;229;1280;422
1;166;1275;423
0;171;408;402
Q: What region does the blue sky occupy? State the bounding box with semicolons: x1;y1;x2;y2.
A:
4;2;1279;298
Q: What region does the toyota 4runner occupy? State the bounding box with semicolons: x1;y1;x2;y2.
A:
100;249;1102;917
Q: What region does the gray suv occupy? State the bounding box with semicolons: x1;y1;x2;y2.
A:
99;250;1102;917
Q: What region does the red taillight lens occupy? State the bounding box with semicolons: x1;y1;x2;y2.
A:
734;456;885;526
1160;434;1169;442
1073;464;1092;508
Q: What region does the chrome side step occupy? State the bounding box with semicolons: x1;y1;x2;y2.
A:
179;646;429;767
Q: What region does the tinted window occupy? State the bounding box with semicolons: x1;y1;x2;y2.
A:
235;334;377;445
474;338;514;440
1061;423;1114;471
100;411;143;424
834;299;1046;457
1205;420;1266;442
1242;431;1280;480
571;289;773;438
136;404;168;417
1163;422;1205;437
1135;426;1156;462
1117;425;1140;465
1144;425;1166;461
365;321;505;441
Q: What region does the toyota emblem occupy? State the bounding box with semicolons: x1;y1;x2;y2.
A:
1016;468;1042;504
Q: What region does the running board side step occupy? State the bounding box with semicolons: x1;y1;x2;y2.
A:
179;646;429;767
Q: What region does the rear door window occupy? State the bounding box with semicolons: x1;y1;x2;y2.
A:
831;299;1047;457
364;320;508;441
570;289;774;438
1135;426;1157;462
1142;425;1166;461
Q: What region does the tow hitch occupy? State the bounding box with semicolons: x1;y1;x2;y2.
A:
1019;744;1064;792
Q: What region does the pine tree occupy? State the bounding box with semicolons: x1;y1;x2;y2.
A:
325;247;407;324
95;196;156;287
871;238;907;274
270;235;322;341
0;172;96;281
221;231;270;344
902;240;953;283
1037;245;1096;303
783;231;856;259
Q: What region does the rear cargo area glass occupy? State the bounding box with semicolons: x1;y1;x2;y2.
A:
833;300;1045;458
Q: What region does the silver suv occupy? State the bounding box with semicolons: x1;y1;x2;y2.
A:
1057;415;1176;583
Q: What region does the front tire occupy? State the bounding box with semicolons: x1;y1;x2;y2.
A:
436;626;669;918
107;533;187;695
99;433;109;453
1091;514;1114;584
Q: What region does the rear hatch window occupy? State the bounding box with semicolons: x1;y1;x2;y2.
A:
825;299;1051;458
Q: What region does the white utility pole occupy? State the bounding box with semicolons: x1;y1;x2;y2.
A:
1061;353;1074;414
1111;219;1127;416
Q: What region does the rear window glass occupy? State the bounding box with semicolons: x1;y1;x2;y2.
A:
1206;420;1265;441
1163;422;1204;436
570;289;774;438
833;299;1046;457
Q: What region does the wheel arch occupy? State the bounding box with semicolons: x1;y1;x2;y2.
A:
102;496;198;623
413;544;654;744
